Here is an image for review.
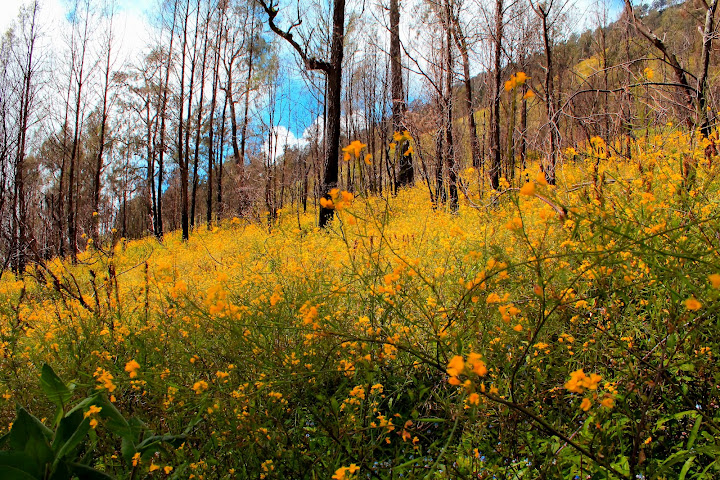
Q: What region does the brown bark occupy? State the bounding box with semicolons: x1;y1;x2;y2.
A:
156;2;178;240
444;0;458;212
490;0;503;191
698;0;718;137
93;11;114;245
191;4;210;228
67;0;91;262
451;14;481;170
259;0;346;228
391;0;413;187
178;0;191;241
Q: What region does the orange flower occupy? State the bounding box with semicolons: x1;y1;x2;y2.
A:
685;297;702;311
519;182;535;196
467;353;487;376
124;359;141;378
446;355;465;377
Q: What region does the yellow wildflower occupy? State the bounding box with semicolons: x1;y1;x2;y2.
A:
124;359;141;379
446;355;465;377
519;182;535;196
83;405;102;418
193;380;209;394
685;297;702;311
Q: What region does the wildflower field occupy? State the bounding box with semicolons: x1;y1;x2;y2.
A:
2;130;720;479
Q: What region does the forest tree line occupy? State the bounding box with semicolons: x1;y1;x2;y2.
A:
0;0;717;272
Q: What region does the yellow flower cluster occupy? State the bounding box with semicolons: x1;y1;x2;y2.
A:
504;71;529;92
564;369;601;393
342;140;366;161
319;188;354;210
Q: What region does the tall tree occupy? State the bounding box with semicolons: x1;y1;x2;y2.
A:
155;2;178;240
531;0;559;185
390;0;414;187
450;2;481;170
177;0;191;241
190;0;210;229
11;0;39;272
442;0;458;211
489;0;504;191
259;0;347;228
67;0;92;261
92;1;116;245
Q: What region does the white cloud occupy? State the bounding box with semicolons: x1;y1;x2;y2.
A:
262;125;309;163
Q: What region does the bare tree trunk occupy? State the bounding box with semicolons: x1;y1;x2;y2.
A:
534;3;558;185
12;0;38;272
156;2;178;240
451;14;481;170
217;95;227;216
444;0;458;211
93;7;115;245
391;0;413;187
239;8;256;168
261;0;346;228
206;9;222;228
490;0;503;191
698;0;718;137
68;0;91;262
178;0;191;241
191;4;210;228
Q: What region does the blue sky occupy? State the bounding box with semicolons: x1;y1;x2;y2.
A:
1;0;631;154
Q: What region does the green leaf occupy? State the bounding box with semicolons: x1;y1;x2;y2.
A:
52;409;84;453
686;414;702;450
0;452;42;478
53;413;91;467
120;436;136;463
0;465;38;480
86;395;131;439
68;462;116;480
40;365;72;412
136;434;186;454
678;456;695;480
9;408;53;466
182;412;203;435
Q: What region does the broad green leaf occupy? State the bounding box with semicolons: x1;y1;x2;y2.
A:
52;409;84;453
0;452;42;478
9;408;53;465
0;465;38;480
68;462;116;480
120;436;135;463
88;396;131;438
40;365;72;412
53;414;91;467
